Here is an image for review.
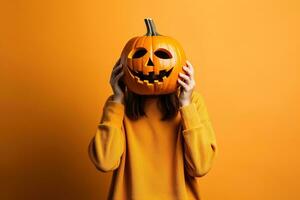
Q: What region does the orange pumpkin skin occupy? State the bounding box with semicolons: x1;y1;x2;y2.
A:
120;18;186;95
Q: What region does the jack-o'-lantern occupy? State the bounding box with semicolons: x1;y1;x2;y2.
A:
120;18;186;95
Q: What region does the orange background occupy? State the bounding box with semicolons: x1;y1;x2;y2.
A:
1;0;300;200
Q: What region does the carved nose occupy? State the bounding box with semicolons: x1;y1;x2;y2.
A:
147;58;154;66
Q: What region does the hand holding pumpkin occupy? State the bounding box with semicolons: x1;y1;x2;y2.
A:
110;58;125;103
178;60;195;107
120;18;187;95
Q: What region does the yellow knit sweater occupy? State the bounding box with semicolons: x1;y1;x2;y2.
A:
88;91;218;200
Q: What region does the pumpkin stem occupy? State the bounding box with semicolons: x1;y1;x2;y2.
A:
144;18;161;36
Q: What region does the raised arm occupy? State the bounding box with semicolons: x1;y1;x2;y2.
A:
88;58;126;172
179;91;218;177
88;95;125;172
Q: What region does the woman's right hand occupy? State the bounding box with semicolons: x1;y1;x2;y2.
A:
109;58;125;103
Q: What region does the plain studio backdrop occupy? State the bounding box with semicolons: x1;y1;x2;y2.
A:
1;0;299;199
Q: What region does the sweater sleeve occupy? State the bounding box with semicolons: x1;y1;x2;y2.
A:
179;91;218;177
88;95;125;172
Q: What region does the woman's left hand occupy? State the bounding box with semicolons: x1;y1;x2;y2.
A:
178;60;196;107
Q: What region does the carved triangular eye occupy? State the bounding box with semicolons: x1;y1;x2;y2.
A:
154;48;172;59
132;48;147;58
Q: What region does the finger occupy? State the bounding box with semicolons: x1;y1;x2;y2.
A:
112;70;124;84
110;64;122;83
177;78;189;90
111;63;123;75
112;70;124;83
186;60;194;74
113;62;122;71
113;58;121;68
186;60;193;69
112;61;122;76
183;65;193;77
179;72;191;84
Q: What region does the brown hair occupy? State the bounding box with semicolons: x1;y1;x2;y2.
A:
124;89;180;121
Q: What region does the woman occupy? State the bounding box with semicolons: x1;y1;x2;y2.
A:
88;58;218;200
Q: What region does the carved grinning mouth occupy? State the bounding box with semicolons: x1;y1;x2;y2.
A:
128;66;173;83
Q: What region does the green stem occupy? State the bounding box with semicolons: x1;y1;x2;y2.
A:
144;18;161;36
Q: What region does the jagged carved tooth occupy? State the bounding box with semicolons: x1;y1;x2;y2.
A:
162;76;167;80
147;82;153;86
135;76;143;84
143;80;149;85
154;80;159;83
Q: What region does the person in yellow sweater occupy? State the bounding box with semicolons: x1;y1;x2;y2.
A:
88;58;218;200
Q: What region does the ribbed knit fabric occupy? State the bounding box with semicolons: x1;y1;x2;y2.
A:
88;91;218;200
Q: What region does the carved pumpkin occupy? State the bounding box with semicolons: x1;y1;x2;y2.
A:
120;18;186;95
